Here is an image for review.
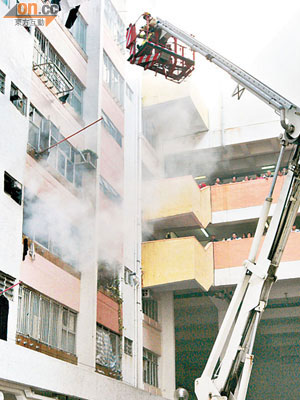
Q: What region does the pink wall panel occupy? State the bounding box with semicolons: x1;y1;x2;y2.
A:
101;88;124;134
21;254;80;311
97;291;120;334
100;130;124;194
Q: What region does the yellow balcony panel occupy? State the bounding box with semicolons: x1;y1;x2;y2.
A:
143;175;211;230
142;237;213;291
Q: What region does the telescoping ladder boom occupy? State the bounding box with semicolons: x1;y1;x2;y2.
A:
153;17;300;400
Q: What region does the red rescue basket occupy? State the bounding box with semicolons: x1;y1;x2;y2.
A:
126;19;195;83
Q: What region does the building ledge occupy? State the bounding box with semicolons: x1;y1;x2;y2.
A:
16;334;77;365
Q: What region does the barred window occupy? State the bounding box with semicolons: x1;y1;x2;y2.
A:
17;286;77;354
0;271;16;301
103;52;124;108
143;348;159;387
34;29;84;116
102;111;122;147
124;337;133;356
142;298;158;322
96;325;121;372
0;69;5;94
104;0;125;52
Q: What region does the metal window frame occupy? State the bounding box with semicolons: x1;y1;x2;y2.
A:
103;52;125;108
142;298;158;322
0;69;5;94
102;111;122;147
104;0;125;52
143;348;159;387
10;82;27;116
124;337;133;356
17;285;77;354
96;324;121;372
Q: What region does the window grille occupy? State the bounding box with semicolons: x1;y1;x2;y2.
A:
102;111;122;147
103;52;124;108
0;271;16;301
96;325;121;372
142;298;158;322
33;29;83;116
124;337;133;356
143;348;159;387
0;69;5;94
17;286;77;354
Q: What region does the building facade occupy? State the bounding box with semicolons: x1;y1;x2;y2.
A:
0;0;169;399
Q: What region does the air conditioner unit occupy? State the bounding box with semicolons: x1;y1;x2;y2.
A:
142;289;152;298
75;149;98;170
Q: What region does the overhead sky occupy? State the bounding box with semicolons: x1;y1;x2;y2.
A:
125;0;300;64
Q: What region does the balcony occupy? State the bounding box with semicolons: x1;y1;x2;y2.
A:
142;237;213;291
211;176;286;213
143;175;211;230
214;233;300;269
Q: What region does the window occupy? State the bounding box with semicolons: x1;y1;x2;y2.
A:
28;105;83;188
0;70;5;94
1;0;9;7
34;29;84;116
4;171;22;205
126;84;133;102
0;295;9;341
124;267;134;286
124;337;133;356
70;14;87;52
17;286;77;354
10;83;27;116
104;0;125;52
142;298;158;322
98;262;120;297
99;175;122;203
96;325;121;372
102;111;122;147
103;52;124;108
23;189;80;267
0;271;16;301
143;348;159;387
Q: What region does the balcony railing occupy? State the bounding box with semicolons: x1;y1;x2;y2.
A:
214;232;300;269
211;177;286;212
